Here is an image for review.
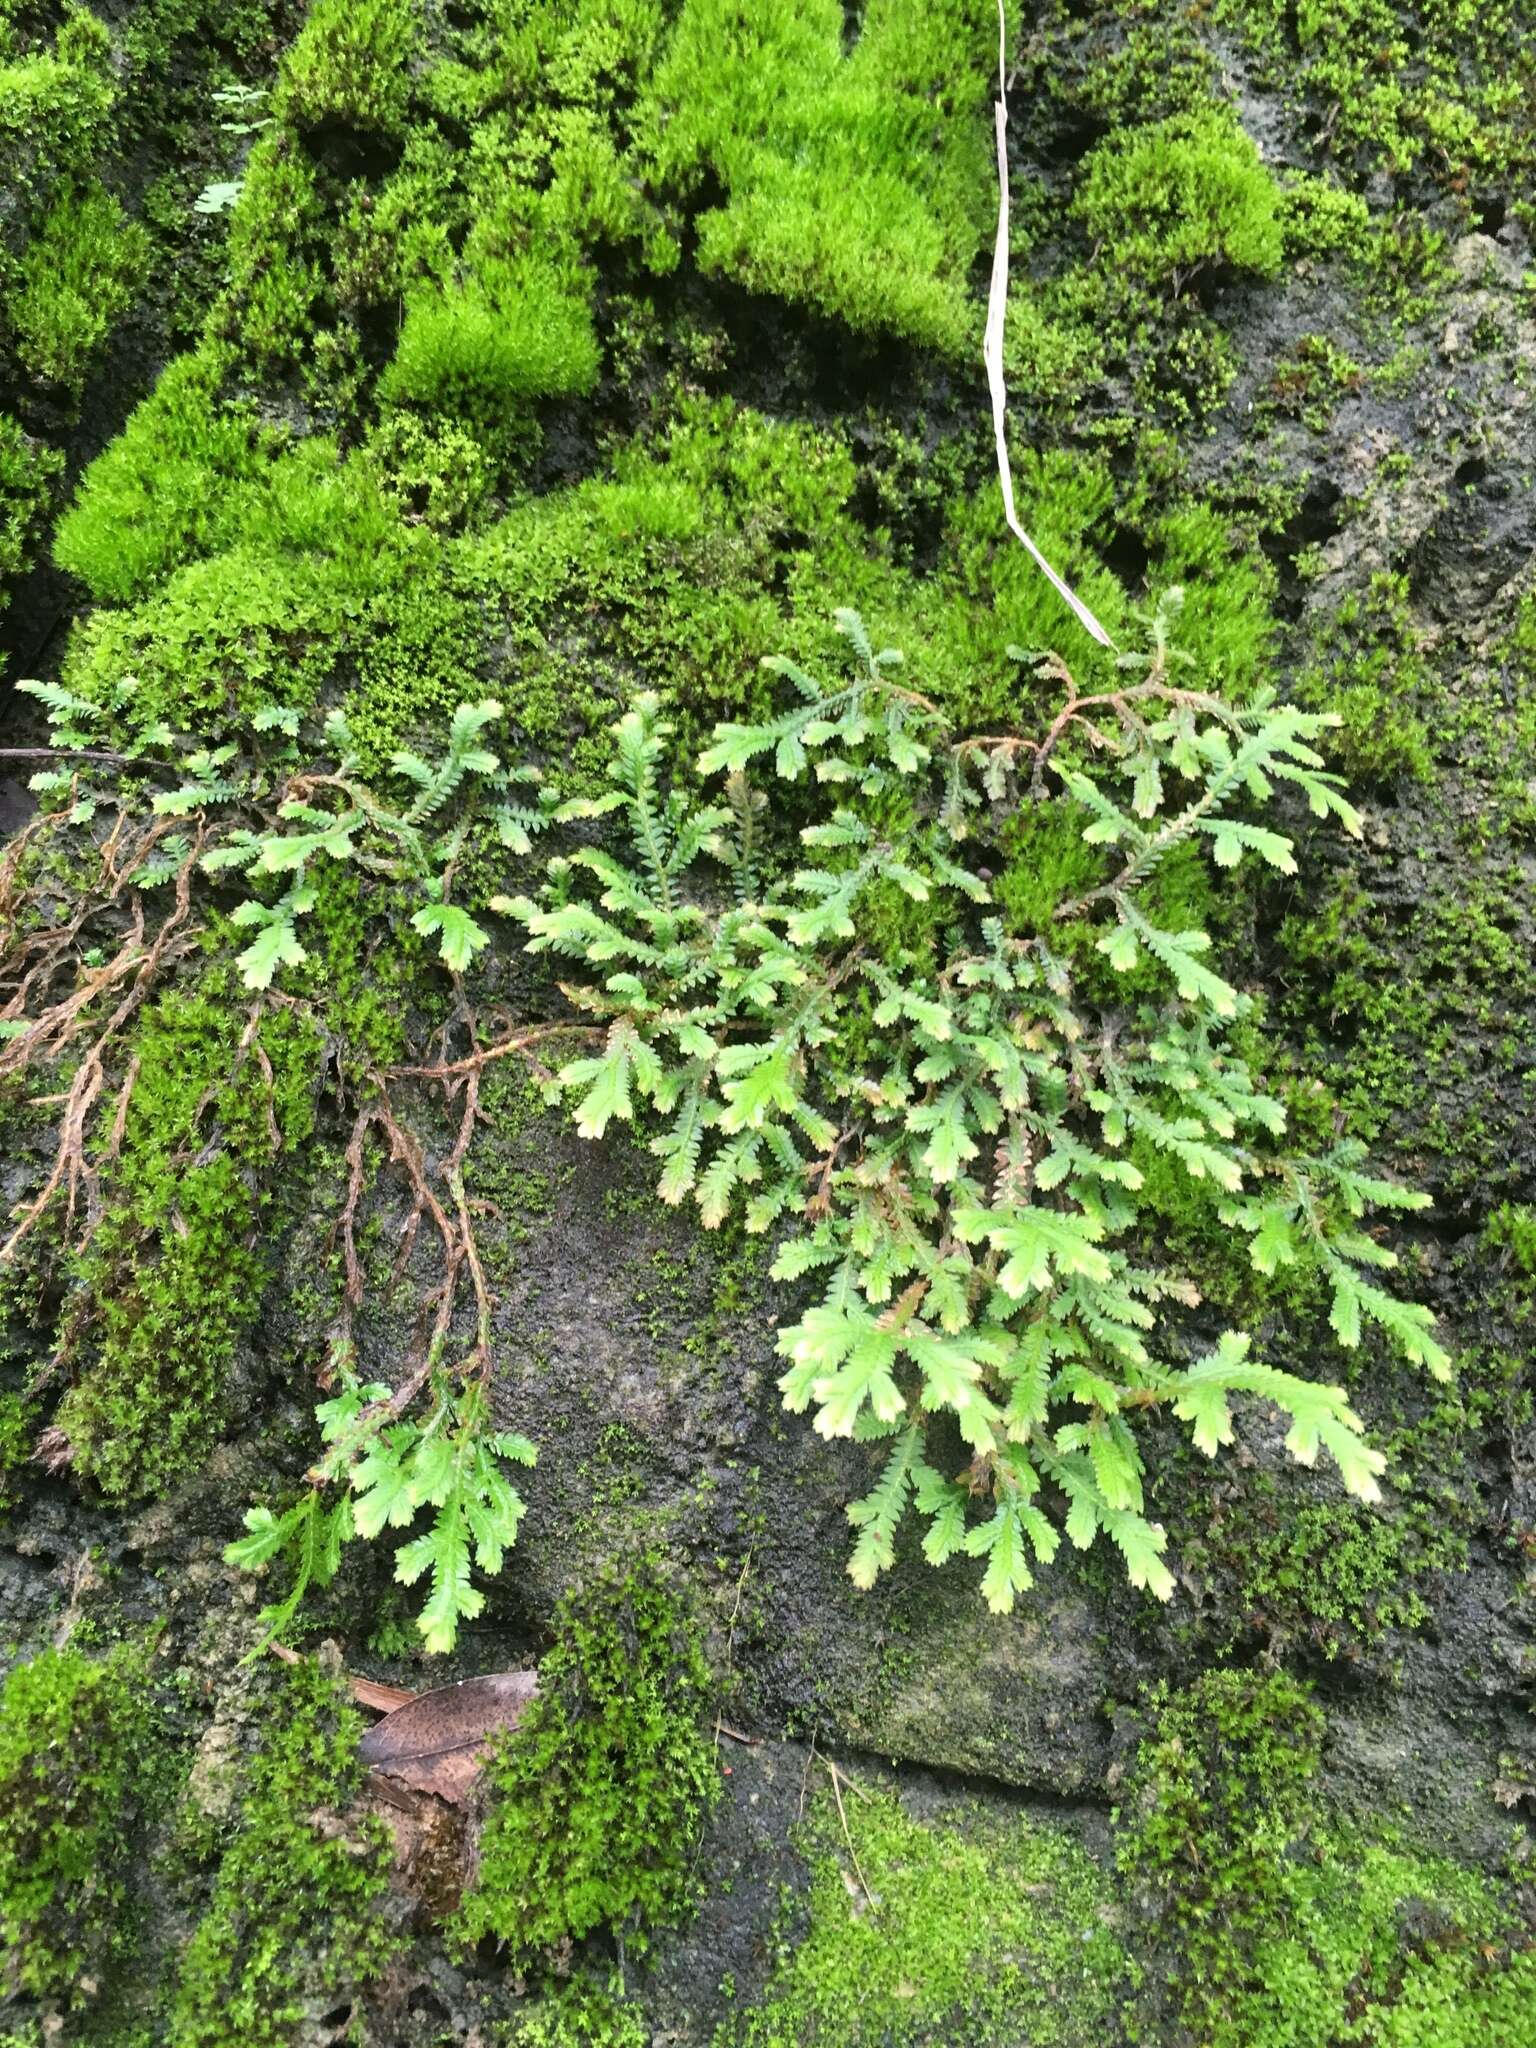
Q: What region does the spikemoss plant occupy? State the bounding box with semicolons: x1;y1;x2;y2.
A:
170;1657;396;2046
512;611;1449;1613
0;1642;160;2005
455;1555;720;1960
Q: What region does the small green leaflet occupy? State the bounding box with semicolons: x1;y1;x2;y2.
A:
411;901;491;973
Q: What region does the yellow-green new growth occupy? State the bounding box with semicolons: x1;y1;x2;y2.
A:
518;609;1450;1613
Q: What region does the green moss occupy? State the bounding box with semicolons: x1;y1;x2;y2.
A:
454;1554;720;1961
1168;1394;1474;1662
1117;1668;1325;2042
1116;1668;1536;2041
366;410;496;533
217;135;325;364
0;411;61;613
60;433;420;729
341;551;494;764
278;0;420;136
8;180;149;392
1234;1830;1536;2048
1071;12;1218;125
379;255;601;418
1221;0;1536;210
169;1657;396;2045
65;547;343;727
463;1063;561;1259
500;1980;650;2048
1277;174;1372;261
55;978;321;1501
0;1643;161;2005
52;346;265;604
1073;108;1283;292
726;1785;1125;2046
637;0;993;353
1291;571;1433;785
1485;1202;1536;1278
0;1389;35;1515
87;410;395;611
1261;332;1365;431
0;4;116;204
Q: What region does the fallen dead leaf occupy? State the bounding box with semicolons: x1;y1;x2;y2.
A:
357;1669;538;1806
350;1675;418;1715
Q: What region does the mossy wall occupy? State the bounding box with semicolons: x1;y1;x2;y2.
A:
0;0;1534;2041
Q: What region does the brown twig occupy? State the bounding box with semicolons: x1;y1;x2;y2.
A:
1;835;204;1260
714;1720;760;1747
385;1018;598;1086
0;747;132;765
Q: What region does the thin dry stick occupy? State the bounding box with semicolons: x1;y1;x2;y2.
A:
798;1728;819;1826
985;0;1116;652
714;1548;757;1754
826;1757;875;1910
385;1018;598;1085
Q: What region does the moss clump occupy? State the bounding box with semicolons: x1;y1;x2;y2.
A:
1117;1667;1324;2041
727;1785;1125;2047
455;1554;720;1960
279;0;420;136
52;346;265;604
1073;109;1284;291
0;1390;35;1515
0;1643;160;2005
8;181;149;392
637;0;993;354
379;256;601;419
62;545;355;728
0;411;61;612
1234;1829;1536;2048
1116;1668;1536;2042
0;4;116;205
55;980;321;1501
218;135;326;364
1223;0;1536;210
366;410;495;533
170;1657;396;2045
56;352;405;618
1291;571;1433;786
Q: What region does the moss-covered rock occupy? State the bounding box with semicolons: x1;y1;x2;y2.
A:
169;1653;397;2045
455;1555;721;1961
0;1641;162;2005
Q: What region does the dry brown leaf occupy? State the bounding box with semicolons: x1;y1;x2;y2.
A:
357;1669;538;1806
350;1676;418;1716
267;1642;417;1717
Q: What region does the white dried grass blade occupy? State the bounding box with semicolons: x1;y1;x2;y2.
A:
985;3;1116;651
